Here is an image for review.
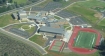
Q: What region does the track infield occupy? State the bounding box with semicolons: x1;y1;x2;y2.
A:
73;31;97;49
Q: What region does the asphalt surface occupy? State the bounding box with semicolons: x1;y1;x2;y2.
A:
69;16;87;25
56;10;75;18
32;2;62;11
0;28;47;55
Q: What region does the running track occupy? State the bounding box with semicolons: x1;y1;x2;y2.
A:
68;26;101;54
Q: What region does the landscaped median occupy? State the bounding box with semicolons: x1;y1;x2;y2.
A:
29;35;47;46
54;16;61;20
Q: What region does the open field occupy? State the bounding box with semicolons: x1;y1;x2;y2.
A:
98;18;105;26
13;0;27;4
0;14;19;27
29;35;46;46
0;33;40;56
76;0;105;9
74;31;97;49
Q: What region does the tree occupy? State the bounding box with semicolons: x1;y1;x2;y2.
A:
53;0;60;2
4;53;8;56
10;0;13;3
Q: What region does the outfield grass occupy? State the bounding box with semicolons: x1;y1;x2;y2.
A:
0;14;19;27
29;35;46;46
13;0;27;4
74;31;97;49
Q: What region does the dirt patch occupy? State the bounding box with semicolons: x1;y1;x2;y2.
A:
94;12;102;19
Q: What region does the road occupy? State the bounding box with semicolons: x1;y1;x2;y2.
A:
0;28;47;55
0;0;46;17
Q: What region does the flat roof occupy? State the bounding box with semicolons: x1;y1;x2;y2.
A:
39;26;65;35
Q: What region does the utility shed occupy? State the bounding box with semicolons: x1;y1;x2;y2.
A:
38;26;65;35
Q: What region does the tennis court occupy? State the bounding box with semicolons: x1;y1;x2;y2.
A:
74;31;97;49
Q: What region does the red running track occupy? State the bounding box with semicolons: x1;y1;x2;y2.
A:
68;26;101;54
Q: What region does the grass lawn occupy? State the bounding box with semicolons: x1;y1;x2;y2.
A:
54;16;61;20
66;27;71;30
13;23;36;34
29;35;46;46
98;18;105;26
63;24;70;29
76;0;105;9
66;3;98;23
22;25;30;29
0;14;19;27
13;0;27;4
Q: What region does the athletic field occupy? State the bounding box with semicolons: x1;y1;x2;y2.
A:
74;31;97;49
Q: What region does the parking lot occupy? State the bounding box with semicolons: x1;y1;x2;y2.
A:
9;28;30;39
56;10;76;18
32;2;62;11
56;10;90;26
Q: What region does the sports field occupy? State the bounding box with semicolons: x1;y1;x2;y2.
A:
74;31;97;49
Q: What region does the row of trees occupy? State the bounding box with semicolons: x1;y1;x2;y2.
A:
93;39;105;56
0;0;38;13
0;0;12;5
0;33;40;56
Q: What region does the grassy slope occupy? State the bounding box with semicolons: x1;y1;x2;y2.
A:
29;35;46;46
0;15;19;27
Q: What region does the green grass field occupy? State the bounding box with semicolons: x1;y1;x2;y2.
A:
29;35;46;46
0;14;19;27
13;0;27;4
76;0;105;9
74;31;97;49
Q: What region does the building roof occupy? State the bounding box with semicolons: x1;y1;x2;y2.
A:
12;13;18;18
18;11;27;15
18;10;27;19
39;26;65;35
